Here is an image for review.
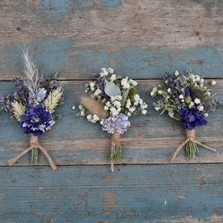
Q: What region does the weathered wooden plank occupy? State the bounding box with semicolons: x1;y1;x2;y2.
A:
0;165;223;223
0;80;223;167
0;0;223;79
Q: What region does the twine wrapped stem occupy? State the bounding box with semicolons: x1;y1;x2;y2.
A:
171;129;216;161
110;133;121;172
7;134;57;170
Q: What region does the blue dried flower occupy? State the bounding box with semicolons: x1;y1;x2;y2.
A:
179;108;207;130
100;113;130;134
20;104;54;136
28;88;47;106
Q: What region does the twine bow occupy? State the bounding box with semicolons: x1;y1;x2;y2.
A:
7;134;57;170
110;133;121;172
171;129;216;161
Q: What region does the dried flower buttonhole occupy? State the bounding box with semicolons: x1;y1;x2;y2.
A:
77;68;147;172
151;70;222;160
0;51;63;170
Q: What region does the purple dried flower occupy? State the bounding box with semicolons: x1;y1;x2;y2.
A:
179;108;207;130
20;104;54;136
100;113;130;134
28;88;47;106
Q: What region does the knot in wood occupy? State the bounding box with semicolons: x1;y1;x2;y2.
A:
185;129;195;140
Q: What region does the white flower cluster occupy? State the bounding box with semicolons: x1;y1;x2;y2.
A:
79;68;148;123
151;70;215;120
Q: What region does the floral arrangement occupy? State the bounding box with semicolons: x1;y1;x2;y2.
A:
0;51;63;170
78;68;147;171
151;70;222;160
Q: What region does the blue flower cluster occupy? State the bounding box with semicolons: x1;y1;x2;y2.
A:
179;108;207;130
20;104;54;136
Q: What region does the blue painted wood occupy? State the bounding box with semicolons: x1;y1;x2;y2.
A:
0;165;223;223
1;0;223;221
1;43;223;80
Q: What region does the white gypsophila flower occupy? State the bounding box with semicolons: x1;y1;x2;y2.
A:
158;90;163;95
85;90;88;93
110;74;117;82
104;106;108;110
121;78;130;89
125;99;131;108
79;105;83;110
72;106;76;110
134;94;140;101
189;102;195;108
108;67;114;74
167;88;171;93
94;89;101;96
204;113;209;117
129;107;135;113
168;111;174;118
189;73;195;79
179;94;184;99
87;114;92;120
130;79;138;87
150;87;157;96
116;95;122;101
127;112;131;117
211;80;216;86
80;111;85;116
195;75;200;81
106;101;111;107
93;114;100;121
194;98;201;104
110;107;119;116
206;92;211;96
113;100;121;108
139;99;143;104
142;110;147;115
175;70;179;76
197;105;204;111
90;83;95;91
200;78;204;84
155;106;161;111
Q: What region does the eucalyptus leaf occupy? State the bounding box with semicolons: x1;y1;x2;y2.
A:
121;89;130;106
104;80;121;97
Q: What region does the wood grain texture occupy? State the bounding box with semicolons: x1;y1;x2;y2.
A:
0;0;223;79
1;0;223;222
0;165;223;223
0;80;222;167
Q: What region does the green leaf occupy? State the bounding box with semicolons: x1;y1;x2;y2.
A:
104;80;121;97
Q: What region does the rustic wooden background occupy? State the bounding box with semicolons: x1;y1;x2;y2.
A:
1;0;223;222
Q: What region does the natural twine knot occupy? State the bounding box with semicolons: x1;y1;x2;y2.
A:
111;133;120;145
185;129;195;140
7;134;57;170
171;128;216;161
30;135;39;148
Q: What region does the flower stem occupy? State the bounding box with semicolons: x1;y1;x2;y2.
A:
111;143;122;161
185;141;199;158
31;148;38;165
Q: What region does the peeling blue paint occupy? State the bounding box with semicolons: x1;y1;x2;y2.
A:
1;42;223;79
0;39;73;77
101;0;121;7
75;45;223;78
73;0;89;10
42;0;69;16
